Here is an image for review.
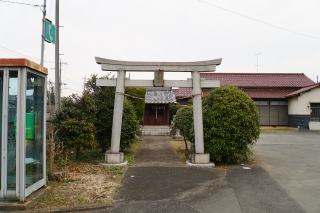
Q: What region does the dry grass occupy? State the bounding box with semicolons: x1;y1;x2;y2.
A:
170;139;230;172
170;140;191;164
33;165;123;209
31;140;141;210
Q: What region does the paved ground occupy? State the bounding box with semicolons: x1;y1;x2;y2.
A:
89;135;305;213
252;131;320;213
132;136;184;167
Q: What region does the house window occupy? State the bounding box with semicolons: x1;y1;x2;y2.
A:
254;101;269;105
310;103;320;122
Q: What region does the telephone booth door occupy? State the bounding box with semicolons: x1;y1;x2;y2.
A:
0;59;47;202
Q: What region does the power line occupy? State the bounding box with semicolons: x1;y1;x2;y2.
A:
64;65;81;78
0;44;54;63
63;81;83;86
63;88;83;93
196;0;320;40
0;43;41;59
59;76;83;83
0;0;45;12
60;77;83;85
65;64;83;77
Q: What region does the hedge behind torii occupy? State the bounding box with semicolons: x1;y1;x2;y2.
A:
202;85;261;163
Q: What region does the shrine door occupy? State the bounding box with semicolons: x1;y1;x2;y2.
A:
144;105;169;126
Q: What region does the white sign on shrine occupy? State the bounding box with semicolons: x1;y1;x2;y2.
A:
95;57;222;166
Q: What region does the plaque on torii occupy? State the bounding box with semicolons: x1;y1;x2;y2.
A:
95;57;222;166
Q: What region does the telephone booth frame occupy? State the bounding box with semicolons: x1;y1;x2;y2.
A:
0;59;47;202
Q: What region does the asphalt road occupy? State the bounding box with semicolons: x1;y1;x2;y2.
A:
87;135;305;213
252;131;320;213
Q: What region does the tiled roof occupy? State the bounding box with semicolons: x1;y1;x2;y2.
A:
145;87;177;104
244;90;294;99
175;73;317;99
200;89;294;99
174;87;193;99
200;73;315;88
175;85;320;99
285;83;320;98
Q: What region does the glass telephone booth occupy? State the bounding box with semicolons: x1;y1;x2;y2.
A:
0;59;47;202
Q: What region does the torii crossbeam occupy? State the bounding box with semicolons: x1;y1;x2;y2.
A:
95;57;222;166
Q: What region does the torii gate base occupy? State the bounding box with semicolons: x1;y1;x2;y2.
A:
96;57;222;167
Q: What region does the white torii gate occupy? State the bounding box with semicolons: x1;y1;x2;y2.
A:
95;57;222;165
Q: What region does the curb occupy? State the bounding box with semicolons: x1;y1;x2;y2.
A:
0;186;52;212
16;166;130;213
18;203;113;213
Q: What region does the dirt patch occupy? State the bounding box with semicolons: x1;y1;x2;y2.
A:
33;165;123;209
170;139;230;172
170;140;190;164
31;140;141;211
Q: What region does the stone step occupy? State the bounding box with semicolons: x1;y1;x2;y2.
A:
142;125;171;129
141;126;171;136
141;128;170;131
142;131;170;136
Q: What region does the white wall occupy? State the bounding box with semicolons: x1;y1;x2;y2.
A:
288;87;320;115
288;96;299;114
298;87;320;115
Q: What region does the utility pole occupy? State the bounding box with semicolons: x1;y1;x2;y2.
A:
59;59;67;98
40;0;46;66
48;80;52;117
254;53;262;73
82;75;86;91
55;0;59;110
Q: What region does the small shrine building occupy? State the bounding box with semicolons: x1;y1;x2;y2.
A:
143;87;176;126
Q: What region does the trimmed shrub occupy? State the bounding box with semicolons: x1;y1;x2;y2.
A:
124;87;146;124
173;105;194;150
169;103;181;124
51;94;97;161
202;85;260;163
85;74;115;153
120;98;140;150
85;74;140;152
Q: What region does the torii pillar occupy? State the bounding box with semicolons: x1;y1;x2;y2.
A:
95;57;222;166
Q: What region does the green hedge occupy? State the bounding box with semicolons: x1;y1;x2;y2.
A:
125;87;146;124
173;105;193;150
169;103;181;124
84;74;141;153
202;85;261;163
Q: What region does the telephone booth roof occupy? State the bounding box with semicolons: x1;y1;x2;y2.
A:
0;58;48;75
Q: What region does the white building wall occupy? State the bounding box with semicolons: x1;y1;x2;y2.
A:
288;88;320;115
288;96;299;115
298;87;320;115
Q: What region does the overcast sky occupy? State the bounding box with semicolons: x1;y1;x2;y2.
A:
0;0;319;97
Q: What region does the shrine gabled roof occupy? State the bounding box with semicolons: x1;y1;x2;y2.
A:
145;87;177;104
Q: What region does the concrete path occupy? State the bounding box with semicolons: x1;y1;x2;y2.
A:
90;135;303;213
252;131;320;213
132;136;184;167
